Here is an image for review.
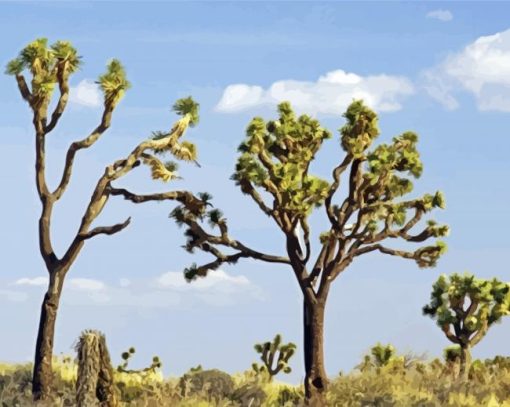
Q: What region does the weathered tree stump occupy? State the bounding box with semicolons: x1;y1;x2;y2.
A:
75;330;119;407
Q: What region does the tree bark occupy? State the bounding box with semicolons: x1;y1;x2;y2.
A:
459;344;471;381
32;270;65;401
303;299;328;406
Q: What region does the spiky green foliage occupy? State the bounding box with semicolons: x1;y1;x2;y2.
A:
142;155;180;182
97;59;130;106
233;102;331;219
423;273;510;345
207;208;224;228
142;97;200;181
356;343;403;373
423;273;510;376
173;96;199;127
340;100;379;157
230;100;448;269
252;334;296;381
5;38;81;99
370;343;396;367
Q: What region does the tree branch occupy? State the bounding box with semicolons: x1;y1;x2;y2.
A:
108;187;205;214
353;243;416;260
15;74;32;104
173;204;291;281
52;102;115;200
336;158;365;231
44;65;70;134
78;217;131;241
325;153;352;227
442;324;461;344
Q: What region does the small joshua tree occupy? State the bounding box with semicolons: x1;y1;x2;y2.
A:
251;334;296;381
356;343;397;372
117;346;162;375
7;38;204;400
370;343;396;367
423;273;510;380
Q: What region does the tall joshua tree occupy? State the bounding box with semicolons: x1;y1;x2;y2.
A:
169;101;448;405
6;38;204;401
423;273;510;380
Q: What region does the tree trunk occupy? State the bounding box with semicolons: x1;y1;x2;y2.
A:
459;344;471;381
303;299;327;406
32;271;64;401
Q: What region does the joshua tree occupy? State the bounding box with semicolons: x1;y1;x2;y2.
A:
423;273;510;380
170;101;448;405
117;346;162;375
6;38;204;401
252;334;296;381
370;343;397;368
356;343;398;372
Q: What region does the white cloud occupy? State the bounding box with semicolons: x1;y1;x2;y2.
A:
156;269;251;292
69;79;102;107
68;278;106;291
14;276;105;291
426;9;453;22
6;270;260;308
423;29;510;111
216;69;414;115
216;85;266;112
15;276;48;286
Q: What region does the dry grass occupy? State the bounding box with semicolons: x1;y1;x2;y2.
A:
1;354;510;406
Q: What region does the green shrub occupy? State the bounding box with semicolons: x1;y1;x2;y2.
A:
178;368;234;401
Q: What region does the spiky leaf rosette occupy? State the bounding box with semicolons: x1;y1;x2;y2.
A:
423;273;510;348
340;100;380;157
142;155;180;182
97;59;130;106
5;38;81;100
173;96;199;127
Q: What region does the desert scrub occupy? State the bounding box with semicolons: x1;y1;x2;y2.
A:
1;353;510;406
178;368;234;402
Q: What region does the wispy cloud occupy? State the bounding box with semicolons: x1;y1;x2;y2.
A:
426;9;453;22
69;79;101;108
216;69;414;116
423;28;510;112
7;270;262;308
68;278;106;292
156;270;251;292
15;277;48;286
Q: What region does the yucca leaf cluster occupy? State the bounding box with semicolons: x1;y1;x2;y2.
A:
233;102;331;220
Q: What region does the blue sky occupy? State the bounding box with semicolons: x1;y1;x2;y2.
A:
1;1;510;383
